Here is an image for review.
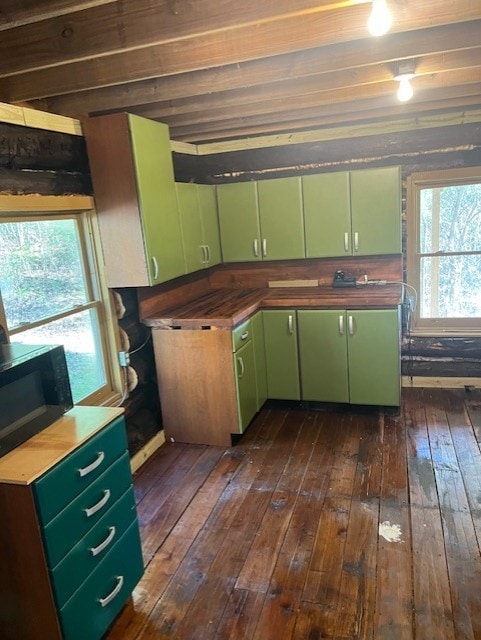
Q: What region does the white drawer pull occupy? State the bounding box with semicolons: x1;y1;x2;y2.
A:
99;575;124;608
241;331;249;340
84;489;111;518
90;526;116;557
78;451;105;478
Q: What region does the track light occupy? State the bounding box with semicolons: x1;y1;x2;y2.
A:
394;61;416;102
367;0;393;37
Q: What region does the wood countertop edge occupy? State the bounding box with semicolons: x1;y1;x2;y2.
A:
143;285;403;330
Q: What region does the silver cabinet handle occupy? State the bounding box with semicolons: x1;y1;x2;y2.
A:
348;315;354;336
253;239;259;257
237;356;245;379
338;314;344;335
262;238;267;257
205;244;211;264
288;314;294;335
84;489;111;518
90;526;116;557
201;245;207;264
344;232;349;253
354;232;359;252
78;451;105;478
241;331;249;341
99;575;124;608
151;256;159;280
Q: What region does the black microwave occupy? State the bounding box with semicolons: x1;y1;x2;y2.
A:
0;343;73;458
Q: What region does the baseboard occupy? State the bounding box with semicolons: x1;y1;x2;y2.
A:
130;430;166;474
402;376;481;389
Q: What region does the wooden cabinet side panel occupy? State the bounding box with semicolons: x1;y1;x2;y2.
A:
0;484;61;640
152;329;238;446
83;113;150;287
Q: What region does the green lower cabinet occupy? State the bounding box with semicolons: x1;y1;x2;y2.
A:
251;311;268;411
234;340;258;432
263;310;300;401
297;309;400;406
297;310;349;403
347;309;400;406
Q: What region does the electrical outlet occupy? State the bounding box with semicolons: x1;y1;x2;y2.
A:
119;350;130;367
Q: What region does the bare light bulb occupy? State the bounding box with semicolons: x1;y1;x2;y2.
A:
367;0;393;36
396;75;414;102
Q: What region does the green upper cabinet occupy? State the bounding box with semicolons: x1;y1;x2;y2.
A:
302;167;401;258
83;112;185;287
197;184;222;268
350;166;402;256
177;183;222;274
217;182;262;262
263;310;300;401
303;171;351;258
297;310;349;403
257;177;305;260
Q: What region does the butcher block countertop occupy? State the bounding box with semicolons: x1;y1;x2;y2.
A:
142;284;403;329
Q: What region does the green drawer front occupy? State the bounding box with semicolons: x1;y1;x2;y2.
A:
43;452;132;568
59;520;144;640
51;487;137;609
232;318;252;352
35;416;128;524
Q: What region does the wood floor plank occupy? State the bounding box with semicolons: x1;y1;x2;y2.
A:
133;442;189;502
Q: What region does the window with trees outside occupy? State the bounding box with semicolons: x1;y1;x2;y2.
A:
0;197;122;404
407;167;481;335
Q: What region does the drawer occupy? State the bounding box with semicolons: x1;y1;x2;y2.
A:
35;416;128;524
59;520;144;640
51;487;137;609
232;318;251;352
42;452;132;567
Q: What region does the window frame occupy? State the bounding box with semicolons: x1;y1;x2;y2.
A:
406;166;481;336
0;195;123;406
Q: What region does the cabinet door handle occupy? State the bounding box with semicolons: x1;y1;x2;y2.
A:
98;575;124;608
241;331;249;341
288;314;294;335
253;239;259;257
90;526;116;557
78;451;105;478
84;489;111;518
151;256;159;280
344;232;349;253
354;232;359;252
262;238;267;257
338;314;344;335
201;245;207;264
237;356;245;378
205;244;211;264
348;315;355;336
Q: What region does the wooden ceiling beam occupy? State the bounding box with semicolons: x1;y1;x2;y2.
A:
129;48;481;121
0;1;116;31
0;0;370;77
43;19;481;118
169;85;481;142
2;1;480;102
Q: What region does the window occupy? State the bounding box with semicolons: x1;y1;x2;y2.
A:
0;197;122;404
407;167;481;335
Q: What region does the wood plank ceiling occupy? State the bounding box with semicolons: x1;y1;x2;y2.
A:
1;0;480;143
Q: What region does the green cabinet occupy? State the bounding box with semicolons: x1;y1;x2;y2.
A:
234;339;258;433
217;177;305;262
84;112;185;287
297;309;400;406
303;167;401;258
263;310;300;400
177;183;222;274
251;311;268;411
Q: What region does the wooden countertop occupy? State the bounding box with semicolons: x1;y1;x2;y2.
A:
143;284;403;329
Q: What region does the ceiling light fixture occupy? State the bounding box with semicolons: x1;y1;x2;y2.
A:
367;0;393;37
394;61;416;102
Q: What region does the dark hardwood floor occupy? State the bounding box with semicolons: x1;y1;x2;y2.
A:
106;387;481;640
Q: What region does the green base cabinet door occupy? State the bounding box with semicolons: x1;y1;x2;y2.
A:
302;172;352;258
257;177;305;260
263;310;300;400
297;310;349;403
217;182;261;262
251;311;268;411
347;309;400;406
197;184;222;267
350;166;401;256
234;340;258;432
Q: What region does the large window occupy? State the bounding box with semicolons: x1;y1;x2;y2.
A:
407;168;481;335
0;197;122;404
